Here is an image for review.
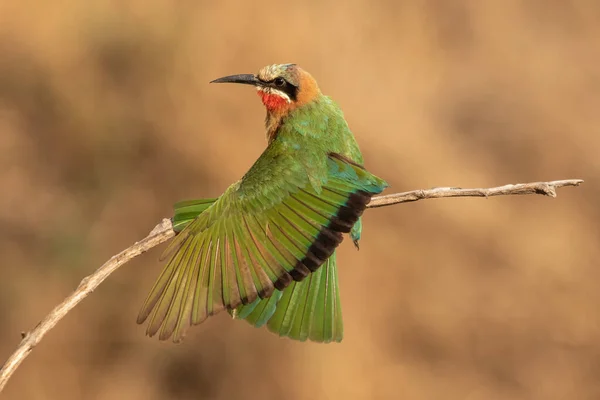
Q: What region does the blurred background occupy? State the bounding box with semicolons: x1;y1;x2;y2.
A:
0;1;598;399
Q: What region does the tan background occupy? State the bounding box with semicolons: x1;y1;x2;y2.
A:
1;1;598;399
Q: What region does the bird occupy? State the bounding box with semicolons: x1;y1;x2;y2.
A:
137;64;388;343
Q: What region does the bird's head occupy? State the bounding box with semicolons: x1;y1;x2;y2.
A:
211;64;321;113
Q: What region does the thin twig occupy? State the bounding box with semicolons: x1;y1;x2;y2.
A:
0;178;584;393
367;179;584;207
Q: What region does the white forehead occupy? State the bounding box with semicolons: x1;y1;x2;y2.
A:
257;64;294;81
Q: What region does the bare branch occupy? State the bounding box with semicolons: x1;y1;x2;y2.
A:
368;179;584;208
0;178;584;392
0;218;175;393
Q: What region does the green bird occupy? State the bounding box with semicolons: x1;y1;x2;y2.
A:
137;64;388;343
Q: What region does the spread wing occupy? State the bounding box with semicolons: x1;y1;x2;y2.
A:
137;151;387;342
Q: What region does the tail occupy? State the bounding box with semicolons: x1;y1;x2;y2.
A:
231;251;343;343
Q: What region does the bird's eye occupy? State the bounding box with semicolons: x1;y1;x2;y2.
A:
274;77;285;87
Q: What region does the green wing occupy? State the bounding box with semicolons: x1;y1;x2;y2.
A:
172;198;344;343
137;152;387;342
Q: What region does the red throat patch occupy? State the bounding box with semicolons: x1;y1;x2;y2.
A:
257;90;289;111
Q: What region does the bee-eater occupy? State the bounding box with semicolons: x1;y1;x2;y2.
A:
137;64;388;343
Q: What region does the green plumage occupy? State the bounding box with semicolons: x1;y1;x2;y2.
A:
137;80;387;343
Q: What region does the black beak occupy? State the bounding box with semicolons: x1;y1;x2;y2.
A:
210;74;262;86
